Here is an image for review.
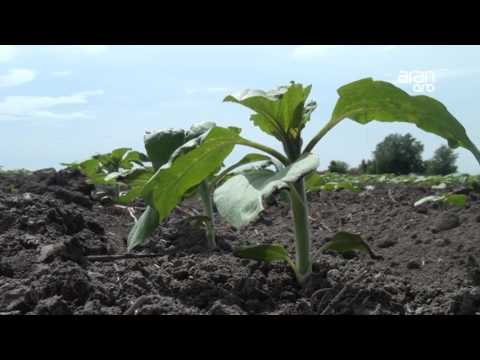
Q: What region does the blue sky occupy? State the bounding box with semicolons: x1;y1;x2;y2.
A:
1;45;480;174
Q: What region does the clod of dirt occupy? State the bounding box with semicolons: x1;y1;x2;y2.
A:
434;238;451;247
62;236;86;264
0;213;16;232
33;295;72;315
476;214;480;223
433;213;460;233
449;287;480;314
20;234;41;249
208;300;246;315
38;244;63;263
377;238;398;249
407;260;421;270
0;283;36;312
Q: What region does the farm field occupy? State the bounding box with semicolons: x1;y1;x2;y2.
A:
1;168;479;315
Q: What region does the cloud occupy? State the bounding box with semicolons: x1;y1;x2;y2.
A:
291;45;344;61
52;70;73;77
0;69;36;88
0;90;104;121
0;45;17;63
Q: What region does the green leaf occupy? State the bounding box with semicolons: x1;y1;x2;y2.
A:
142;126;242;224
116;167;155;205
120;150;149;169
444;194;467;207
415;193;468;207
331;78;480;163
322;232;381;259
214;153;273;185
144;122;216;170
234;244;292;263
127;206;160;251
111;147;132;162
224;82;313;141
214;153;319;229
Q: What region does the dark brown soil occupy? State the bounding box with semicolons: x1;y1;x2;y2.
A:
1;168;480;315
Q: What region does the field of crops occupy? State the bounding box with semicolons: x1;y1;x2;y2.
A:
2;79;480;316
1;168;479;315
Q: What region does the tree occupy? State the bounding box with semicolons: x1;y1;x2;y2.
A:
328;160;349;173
373;133;425;175
425;144;458;175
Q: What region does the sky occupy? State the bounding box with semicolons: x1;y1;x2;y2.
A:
1;45;480;174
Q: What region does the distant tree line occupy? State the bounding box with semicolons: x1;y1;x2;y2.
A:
328;133;459;176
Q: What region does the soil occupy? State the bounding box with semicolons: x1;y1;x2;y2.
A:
1;168;480;315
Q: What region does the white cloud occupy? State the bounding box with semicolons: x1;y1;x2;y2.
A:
0;45;17;63
0;90;104;121
52;70;72;77
0;69;36;88
291;45;344;61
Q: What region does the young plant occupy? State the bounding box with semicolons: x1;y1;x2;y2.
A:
139;78;480;284
126;122;271;251
63;147;150;202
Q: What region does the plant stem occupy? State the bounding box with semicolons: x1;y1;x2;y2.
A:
239;139;290;166
198;180;216;249
289;178;312;284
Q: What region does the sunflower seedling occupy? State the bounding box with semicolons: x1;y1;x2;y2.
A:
138;78;480;285
126;122;272;251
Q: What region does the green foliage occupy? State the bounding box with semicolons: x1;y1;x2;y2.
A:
425;144;458;175
214;153;319;229
84;77;480;285
328;160;349;174
322;232;380;259
414;193;468;208
372;133;425;175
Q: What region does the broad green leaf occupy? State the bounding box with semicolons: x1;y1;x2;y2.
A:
322;232;381;259
213;153;273;188
234;244;292;263
331;78;480;163
142;126;242;224
444;194;467;207
415;193;468;207
111;147;132;162
120;150;149;169
127;206;160;252
144;122;216;170
214;153;319;229
117;167;155;205
224;83;313;141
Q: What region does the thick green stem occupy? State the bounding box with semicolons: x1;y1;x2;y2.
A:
289;178;312;284
198;181;216;249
